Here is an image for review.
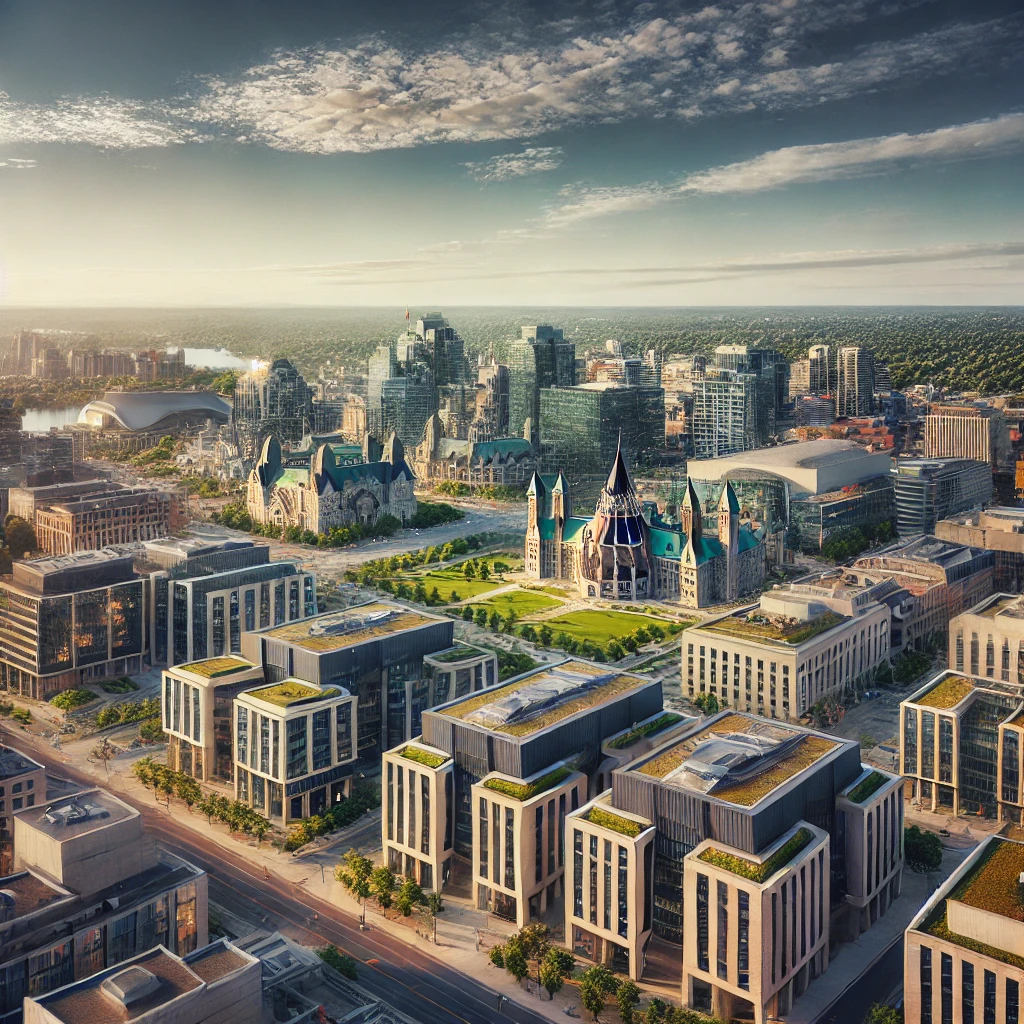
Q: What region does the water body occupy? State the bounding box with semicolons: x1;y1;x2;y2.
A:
180;347;251;370
21;407;82;431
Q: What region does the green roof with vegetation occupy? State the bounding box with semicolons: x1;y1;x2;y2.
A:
482;766;571;801
246;680;342;708
179;656;254;678
847;771;889;804
400;746;449;769
916;675;975;710
607;713;683;750
427;644;488;664
698;828;814;883
948;839;1024;921
701;610;846;646
584;806;645;838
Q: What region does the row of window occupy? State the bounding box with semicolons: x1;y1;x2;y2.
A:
954;630;1024;684
386;761;431;858
236;703;352;781
572;830;630;940
919;945;1018;1024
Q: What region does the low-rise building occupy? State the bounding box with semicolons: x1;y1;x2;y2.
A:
162;657;264;784
0;549;147;699
0;747;45;875
240;602;455;762
904;835;1024;1024
935;506;1024;593
0;788;208;1017
422;642;498;702
682;582;892;721
949;592;1024;683
234;678;358;824
24;939;263;1024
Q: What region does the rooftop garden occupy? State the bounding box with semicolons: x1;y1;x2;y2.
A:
637;714;750;778
584;806;644;838
916;675;975;710
247;681;341;707
926;909;1024;971
180;656;253;679
267;607;429;650
847;771;889;804
698;828;813;884
400;746;449;769
499;674;642;737
714;736;837;807
607;713;684;750
482;766;571;801
949;839;1024;921
428;644;487;664
702;610;846;646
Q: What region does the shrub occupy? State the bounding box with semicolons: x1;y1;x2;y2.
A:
50;689;97;711
139;717;166;742
409;501;464;529
282;783;379;851
698;829;813;883
317;944;359;980
100;677;140;694
96;697;161;728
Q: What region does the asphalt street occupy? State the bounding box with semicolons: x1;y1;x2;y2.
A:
11;731;553;1024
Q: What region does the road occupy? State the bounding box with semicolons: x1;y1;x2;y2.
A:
13;731;552;1024
813;936;902;1024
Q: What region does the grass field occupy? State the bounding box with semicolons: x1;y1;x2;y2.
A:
470;590;563;617
401;569;505;602
541;609;680;644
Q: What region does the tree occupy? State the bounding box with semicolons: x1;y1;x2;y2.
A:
503;610;518;634
615;980;641;1024
429;586;441;605
538;624;553;647
197;793;218;824
539;948;574;999
606;640;624;661
462;606;474;621
413;581;428;604
370;866;396;913
864;1005;903;1024
396;876;424;917
479;562;490;580
475;608;488;627
3;515;36;558
579;964;617;1021
249;815;271;846
489;945;505;969
539;954;566;1000
502;934;529;983
518;923;551;983
463;561;476;579
426;891;444;917
448;589;459;604
175;776;201;811
904;825;943;873
488;610;501;631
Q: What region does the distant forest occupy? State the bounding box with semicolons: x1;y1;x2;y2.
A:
2;306;1022;395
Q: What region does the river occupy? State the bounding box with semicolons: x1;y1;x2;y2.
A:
21;407;82;431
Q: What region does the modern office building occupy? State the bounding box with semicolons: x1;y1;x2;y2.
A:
713;345;789;418
240;602;455;762
0;550;147;699
162;656;265;784
0;746;45;875
924;403;1012;472
836;347;875;418
366;344;397;437
234;677;358;824
794;396;835;428
935;506;1024;593
421;642;499;702
892;458;993;536
538;382;665;476
689;369;768;460
682;581;893;721
850;536;994;648
507;325;576;441
380;368;438;450
904;836;1024;1024
566;712;900;1020
385;661;661;917
247;433;416;535
900;670;1024;818
233;358;314;452
0;788;208;1017
23;939;263;1024
949;592;1024;685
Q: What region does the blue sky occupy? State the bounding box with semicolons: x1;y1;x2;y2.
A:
0;0;1022;306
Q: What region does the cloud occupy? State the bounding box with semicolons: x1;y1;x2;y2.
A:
463;146;563;181
0;2;1018;153
681;112;1024;194
0;157;36;169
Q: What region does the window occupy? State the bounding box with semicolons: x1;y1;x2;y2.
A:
921;711;935;778
618;846;629;939
244;590;255;632
589;835;598;925
396;766;404;845
259;716;270;775
175;883;198;955
771;892;777;985
75;926;105;978
192;689;200;744
962;961;974;1024
504;808;515;890
603;840;611;931
547;800;556;877
212;596;225;657
696;873;709;972
387;762;393;842
335;703;352;762
535;808;543;884
229;591;240;652
558;795;566;866
737;891;750;990
904;709;918;775
920;946;932;1024
573;830;583;918
421;775;430;856
940;953;952;1024
479;797;488;878
286;718;307;779
716;880;728;980
1008;978;1019;1024
312;710;332;770
108;912;138;965
984;970;996;1024
236;707;248;763
408;769;416;846
492;804;500;884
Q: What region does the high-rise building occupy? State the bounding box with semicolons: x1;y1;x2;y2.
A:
714;345;789;418
808;344;832;396
508;326;576;440
689;369;768;459
470;359;510;441
233;358;313;452
836;347;875;418
416;313;469;387
892;458;993;536
949;592;1024;687
380;366;437;449
538;382;665;476
366;344;396;436
924;403;1012;472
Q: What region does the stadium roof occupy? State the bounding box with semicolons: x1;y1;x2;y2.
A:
78;391;230;432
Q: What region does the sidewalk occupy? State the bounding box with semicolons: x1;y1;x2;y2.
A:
783;844;973;1024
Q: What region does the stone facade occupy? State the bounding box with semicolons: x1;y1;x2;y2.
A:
247;432;416;534
413;412;537;488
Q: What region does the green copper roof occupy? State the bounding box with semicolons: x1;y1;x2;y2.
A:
539;518;556;540
562;517;589;543
650;527;683;559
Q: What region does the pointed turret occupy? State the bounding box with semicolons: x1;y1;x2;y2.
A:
256;435;283;488
681;478;702;540
605;432;634;498
383;431;404;466
718;480;740;514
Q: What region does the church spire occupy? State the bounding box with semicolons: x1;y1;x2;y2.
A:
605;431;633;497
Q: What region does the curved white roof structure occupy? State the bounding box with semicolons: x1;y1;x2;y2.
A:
78;391;230;432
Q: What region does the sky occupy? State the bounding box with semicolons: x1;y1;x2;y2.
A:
0;0;1022;307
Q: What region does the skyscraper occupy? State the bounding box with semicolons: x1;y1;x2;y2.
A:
508;325;575;441
689;369;768;459
233;358;314;452
366;344;396;435
836;346;875;418
381;366;437;449
808;344;831;396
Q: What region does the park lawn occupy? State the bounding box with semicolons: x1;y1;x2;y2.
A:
471;590;563;617
542;609;678;644
414;569;505;601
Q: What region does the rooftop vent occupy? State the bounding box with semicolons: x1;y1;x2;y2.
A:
307;609;395;637
100;966;161;1008
43;798;110;827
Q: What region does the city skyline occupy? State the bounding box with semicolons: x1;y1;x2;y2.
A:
0;0;1021;306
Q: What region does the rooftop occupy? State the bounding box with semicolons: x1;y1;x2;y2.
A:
262;602;435;651
439;661;649;738
176;656;256;679
0;869;72;920
183;940;252;983
913;674;976;710
696;608;847;647
242;679;343;708
17;788;135;840
78;390;230;432
632;713;840;807
969;593;1024;622
698;827;815;884
426;643;490;664
0;745;43;780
